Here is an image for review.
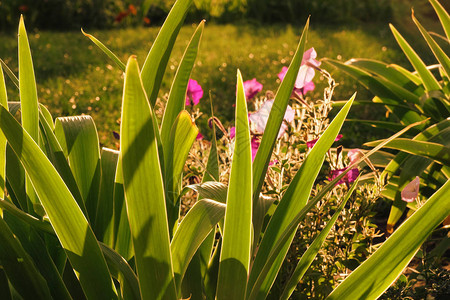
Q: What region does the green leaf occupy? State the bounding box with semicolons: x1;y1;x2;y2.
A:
18;16;39;143
0;58;18;88
184;181;227;203
345;119;421;135
364;138;450;166
171;199;226;294
390;24;441;92
0;64;8;199
164;111;198;235
0;216;52;299
280;179;358;300
252;18;309;215
112;157;133;260
141;0;193;106
55;116;101;223
346;59;424;96
327;179;450;299
0;198;53;234
82;29;126;72
37;108;86;215
382;118;450;179
120;56;176;299
412;11;450;78
216;70;253;300
247;93;355;300
203;100;220;182
99;242;141;300
160;21;204;152
19;15;40;212
0;105;116;299
95;148;119;246
429;0;450;41
324;59;425;125
390;63;423;85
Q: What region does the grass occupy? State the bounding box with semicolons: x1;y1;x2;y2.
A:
0;21;426;147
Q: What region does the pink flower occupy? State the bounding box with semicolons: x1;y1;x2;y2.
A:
307;134;343;148
196;132;204;140
401;176;420;202
329;167;359;186
251;137;260;161
229;127;236;139
186;79;203;106
348;148;363;165
243;78;263;100
248;99;295;138
278;47;321;94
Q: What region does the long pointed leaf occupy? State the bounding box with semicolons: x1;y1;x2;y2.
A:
160;21;204;151
81;29;126;72
390;24;441;91
0;64;8;199
164;111;198;236
55;116;101;223
412;12;450;78
365;138;450;165
18;15;40;212
429;0;450;41
216;70;253;299
120;56;176;299
252;18;309;214
324;59;425;125
171;199;226;294
141;0;193;106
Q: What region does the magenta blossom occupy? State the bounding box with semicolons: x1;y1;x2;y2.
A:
329;167;359;186
401;176;420;202
248;99;295;138
278;47;321;94
186;79;203;106
229;126;236;139
251;137;260;161
243;78;263;100
196;132;204;140
307;134;343;148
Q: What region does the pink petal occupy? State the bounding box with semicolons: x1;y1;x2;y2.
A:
251;137;260;161
278;66;288;81
229;127;236;139
329;167;359;186
243;78;263;100
307;134;342;148
299;81;315;95
278;47;321;90
348;148;363;165
196;132;204;140
248;99;294;138
401;176;420;202
186;79;203;106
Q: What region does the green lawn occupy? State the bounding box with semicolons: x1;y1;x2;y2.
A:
0;22;420;147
